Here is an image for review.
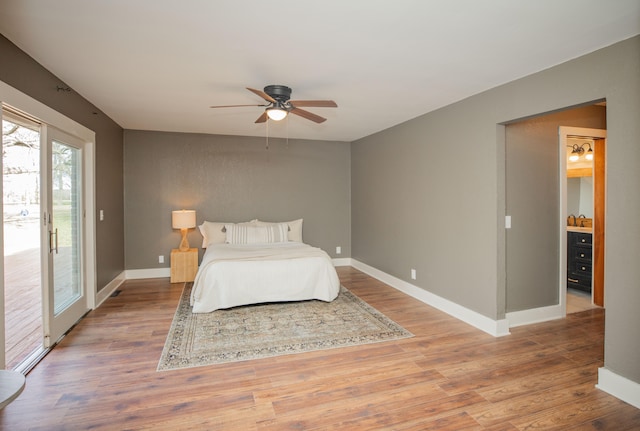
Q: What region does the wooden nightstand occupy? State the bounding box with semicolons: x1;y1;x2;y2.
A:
170;248;198;283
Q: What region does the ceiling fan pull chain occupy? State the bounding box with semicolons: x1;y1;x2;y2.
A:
266;117;269;150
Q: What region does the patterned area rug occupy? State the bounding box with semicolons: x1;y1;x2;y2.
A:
158;284;413;371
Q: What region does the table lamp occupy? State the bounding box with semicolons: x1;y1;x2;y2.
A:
172;210;196;251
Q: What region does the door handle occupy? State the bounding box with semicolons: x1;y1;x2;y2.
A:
49;228;59;254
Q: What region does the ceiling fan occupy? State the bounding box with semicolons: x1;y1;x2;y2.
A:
210;85;337;124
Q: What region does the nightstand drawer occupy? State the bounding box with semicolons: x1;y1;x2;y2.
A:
170;248;198;283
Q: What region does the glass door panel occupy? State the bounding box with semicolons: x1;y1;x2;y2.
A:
43;126;87;347
51;140;82;314
2;113;43;369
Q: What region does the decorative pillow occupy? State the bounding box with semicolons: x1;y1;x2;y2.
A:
224;223;289;244
255;219;303;242
199;220;257;247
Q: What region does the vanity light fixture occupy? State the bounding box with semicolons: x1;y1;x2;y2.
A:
585;145;594;161
568;142;594;162
172;209;196;251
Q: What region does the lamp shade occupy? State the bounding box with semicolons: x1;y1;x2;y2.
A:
172;210;196;229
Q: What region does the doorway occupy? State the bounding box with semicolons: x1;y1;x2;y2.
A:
560;126;606;313
504;102;606;321
2;107;90;372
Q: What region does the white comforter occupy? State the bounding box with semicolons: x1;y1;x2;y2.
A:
190;242;340;313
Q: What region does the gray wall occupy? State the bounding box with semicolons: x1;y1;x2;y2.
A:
123;130;350;269
352;36;640;384
505;105;606;312
0;34;124;291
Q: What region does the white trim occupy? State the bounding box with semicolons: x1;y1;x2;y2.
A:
332;258;351;266
95;271;126;308
506;304;564;327
351;259;510;337
84;140;97;309
597;367;640;409
125;268;171;280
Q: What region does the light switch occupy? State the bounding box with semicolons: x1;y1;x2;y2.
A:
505;215;511;229
99;210;104;221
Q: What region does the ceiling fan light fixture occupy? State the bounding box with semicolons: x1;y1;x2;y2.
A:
266;106;287;121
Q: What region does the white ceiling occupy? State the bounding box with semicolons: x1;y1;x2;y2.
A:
0;1;638;142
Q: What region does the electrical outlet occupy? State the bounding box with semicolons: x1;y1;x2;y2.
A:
158;255;164;264
336;246;342;255
411;269;417;280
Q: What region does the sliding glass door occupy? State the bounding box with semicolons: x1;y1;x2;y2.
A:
2;112;89;370
1;84;96;372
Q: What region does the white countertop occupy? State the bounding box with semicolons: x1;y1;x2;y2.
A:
567;226;592;233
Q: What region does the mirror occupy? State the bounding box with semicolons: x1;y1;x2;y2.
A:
567;176;593;218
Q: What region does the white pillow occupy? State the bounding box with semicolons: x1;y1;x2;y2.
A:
224;223;289;244
199;220;257;247
255;219;303;242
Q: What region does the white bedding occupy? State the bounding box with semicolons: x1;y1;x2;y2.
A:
190;242;340;313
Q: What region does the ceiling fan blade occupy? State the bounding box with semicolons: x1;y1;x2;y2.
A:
289;100;337;108
290;108;327;124
247;87;276;103
255;111;268;123
210;104;267;108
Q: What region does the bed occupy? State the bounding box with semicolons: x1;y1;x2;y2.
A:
190;219;340;313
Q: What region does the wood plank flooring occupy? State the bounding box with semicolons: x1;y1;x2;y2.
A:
1;267;638;430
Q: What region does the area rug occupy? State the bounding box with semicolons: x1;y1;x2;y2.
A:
158;284;413;371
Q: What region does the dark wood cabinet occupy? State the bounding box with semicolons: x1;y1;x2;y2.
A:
567;231;592;293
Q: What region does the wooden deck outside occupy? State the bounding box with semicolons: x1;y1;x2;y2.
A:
1;267;635;430
4;247;42;371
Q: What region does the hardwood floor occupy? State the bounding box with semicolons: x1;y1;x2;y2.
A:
566;288;599;314
1;267;638;430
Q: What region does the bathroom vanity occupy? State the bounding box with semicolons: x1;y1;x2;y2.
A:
567;227;592;293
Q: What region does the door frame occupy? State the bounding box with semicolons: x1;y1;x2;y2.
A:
559;126;606;312
0;81;96;368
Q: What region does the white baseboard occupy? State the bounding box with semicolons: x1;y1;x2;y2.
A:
95;271;126;308
506;304;564;328
351;259;510;337
332;258;351;267
597;367;640;409
125;268;171;279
